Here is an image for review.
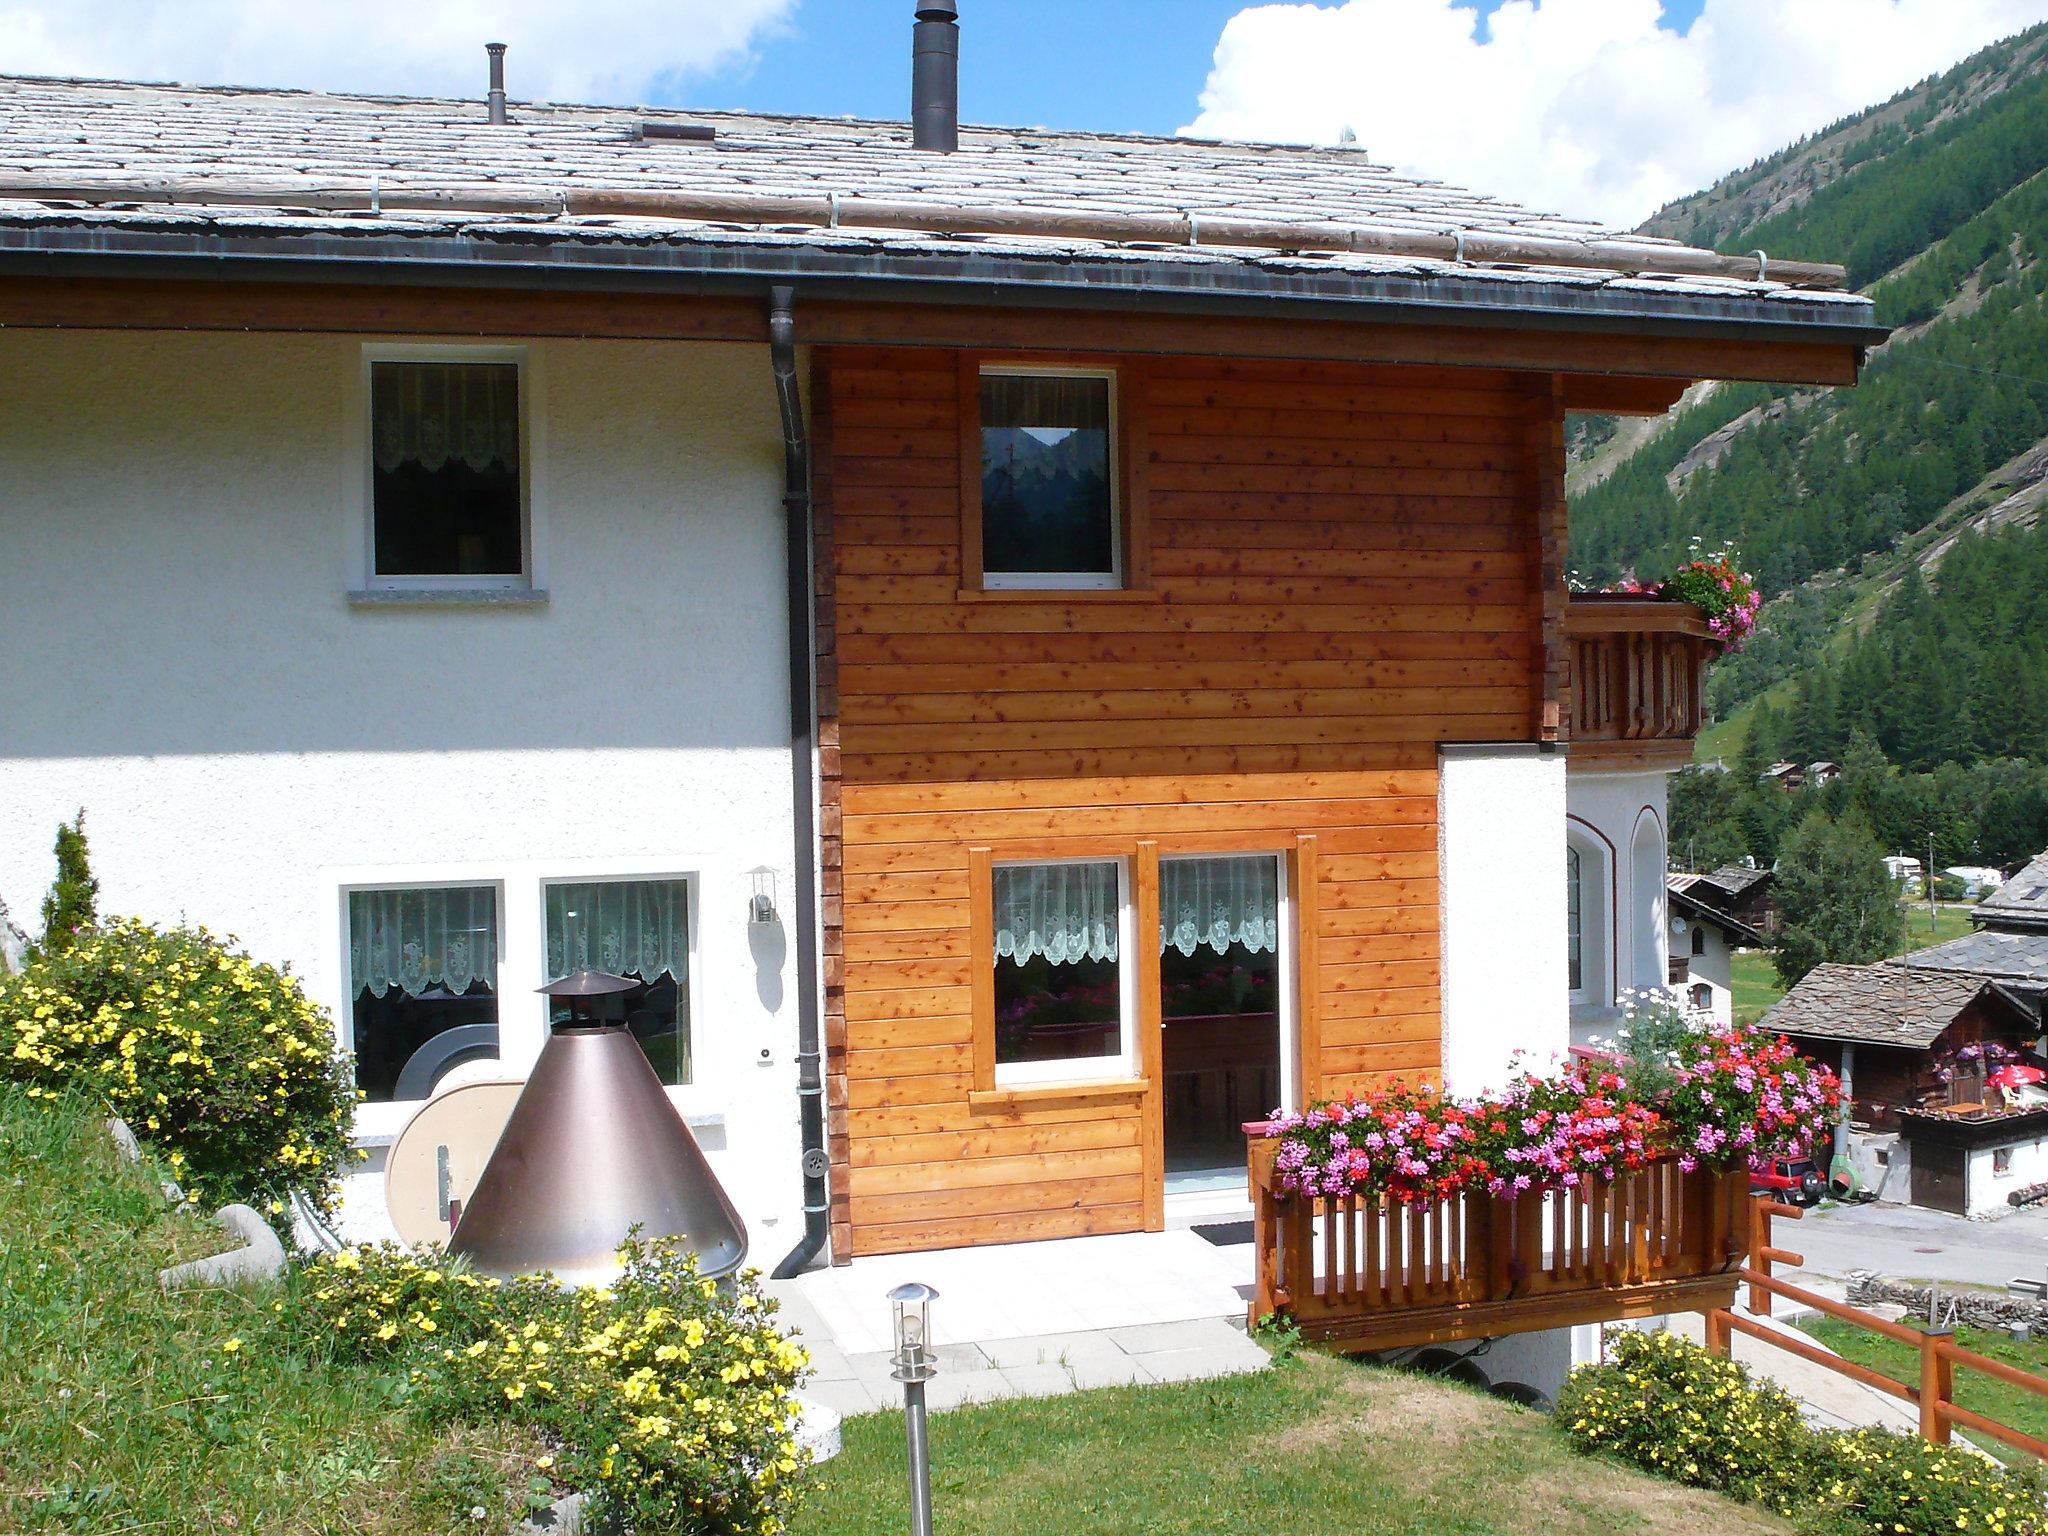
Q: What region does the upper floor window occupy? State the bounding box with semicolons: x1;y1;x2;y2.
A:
368;353;527;586
979;368;1120;589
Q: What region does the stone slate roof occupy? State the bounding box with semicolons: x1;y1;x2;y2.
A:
1975;850;2048;932
1761;962;1996;1048
1704;865;1773;897
1900;928;2048;987
0;73;1880;321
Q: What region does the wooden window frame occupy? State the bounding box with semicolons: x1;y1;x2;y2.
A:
958;354;1151;598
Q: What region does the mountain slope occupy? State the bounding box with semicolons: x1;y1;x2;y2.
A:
1568;21;2048;744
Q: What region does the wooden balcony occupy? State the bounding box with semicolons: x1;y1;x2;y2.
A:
1247;1137;1748;1351
1564;595;1718;770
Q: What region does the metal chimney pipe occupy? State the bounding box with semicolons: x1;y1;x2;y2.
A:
911;2;958;152
486;42;509;125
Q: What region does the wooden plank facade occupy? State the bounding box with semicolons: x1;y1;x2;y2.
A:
814;346;1564;1257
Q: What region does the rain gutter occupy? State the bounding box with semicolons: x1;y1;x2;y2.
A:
0;225;1892;351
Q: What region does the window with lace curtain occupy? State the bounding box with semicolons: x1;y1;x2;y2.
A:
366;349;528;587
347;883;502;1104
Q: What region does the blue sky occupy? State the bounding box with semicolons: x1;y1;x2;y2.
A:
680;0;1710;135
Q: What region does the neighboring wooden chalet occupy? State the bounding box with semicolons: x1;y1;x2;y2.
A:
1761;962;2037;1127
0;18;1883;1269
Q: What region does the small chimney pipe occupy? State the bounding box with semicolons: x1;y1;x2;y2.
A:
911;2;958;153
486;42;509;125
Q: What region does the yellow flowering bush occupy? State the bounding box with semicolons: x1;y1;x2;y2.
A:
1556;1326;1818;1513
0;918;355;1220
290;1235;812;1535
1556;1329;2046;1535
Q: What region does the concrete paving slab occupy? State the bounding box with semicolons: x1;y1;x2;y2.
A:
804;1377;886;1420
1131;1344;1265;1385
979;1330;1134;1370
1103;1317;1251;1354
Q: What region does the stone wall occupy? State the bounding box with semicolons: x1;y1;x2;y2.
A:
1846;1271;2048;1331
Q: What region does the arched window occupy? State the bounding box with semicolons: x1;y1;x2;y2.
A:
1631;812;1668;991
1567;844;1584;994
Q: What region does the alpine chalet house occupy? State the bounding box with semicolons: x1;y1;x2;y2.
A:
0;8;1882;1276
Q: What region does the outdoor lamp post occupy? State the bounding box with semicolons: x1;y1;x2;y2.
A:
888;1281;939;1536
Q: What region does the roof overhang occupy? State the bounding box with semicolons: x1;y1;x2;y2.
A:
0;218;1885;387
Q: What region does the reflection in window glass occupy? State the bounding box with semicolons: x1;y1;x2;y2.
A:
1567;845;1584;993
546;879;692;1087
980;371;1116;581
992;861;1122;1067
348;885;500;1103
371;360;523;577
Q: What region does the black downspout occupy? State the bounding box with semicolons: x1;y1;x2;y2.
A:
768;285;830;1278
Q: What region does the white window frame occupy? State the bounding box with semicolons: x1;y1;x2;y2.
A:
991;855;1138;1087
538;870;703;1093
358;342;545;593
978;363;1123;591
336;873;509;1141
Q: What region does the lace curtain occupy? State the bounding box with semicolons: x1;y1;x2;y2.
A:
993;858;1280;967
371;361;520;475
1161;857;1279;957
546;879;690;984
993;863;1120;965
350;886;499;998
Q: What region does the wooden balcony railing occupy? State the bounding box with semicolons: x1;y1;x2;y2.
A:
1565;595;1718;769
1247;1136;1749;1351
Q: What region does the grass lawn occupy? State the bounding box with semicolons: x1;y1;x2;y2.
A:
799;1352;1787;1536
0;1088;542;1534
1730;902;1976;1026
1798;1317;2048;1467
1731;948;1785;1026
1898;901;1974;953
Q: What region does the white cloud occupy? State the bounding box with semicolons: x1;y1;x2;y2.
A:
1187;0;2048;229
0;0;796;106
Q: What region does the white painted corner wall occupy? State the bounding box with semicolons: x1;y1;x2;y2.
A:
1439;744;1569;1096
0;328;813;1260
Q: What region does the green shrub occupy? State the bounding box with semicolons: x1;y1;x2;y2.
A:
287;1237;813;1535
1555;1329;2047;1535
1813;1427;2043;1536
1555;1326;1819;1515
33;808;99;959
0;917;356;1219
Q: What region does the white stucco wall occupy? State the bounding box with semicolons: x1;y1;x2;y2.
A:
1564;766;1671;1048
1968;1129;2048;1218
1439;744;1569;1095
1678;922;1735;1028
0;329;812;1259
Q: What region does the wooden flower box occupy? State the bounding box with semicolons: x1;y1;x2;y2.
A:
1246;1135;1750;1351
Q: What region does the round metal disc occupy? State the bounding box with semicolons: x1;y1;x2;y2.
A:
384;1079;525;1249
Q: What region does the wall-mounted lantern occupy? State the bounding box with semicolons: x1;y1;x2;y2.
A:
749;866;779;925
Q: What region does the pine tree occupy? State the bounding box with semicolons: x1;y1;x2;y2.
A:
1772;807;1906;987
34;810;99;959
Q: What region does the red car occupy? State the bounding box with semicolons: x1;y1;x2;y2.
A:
1751;1157;1827;1206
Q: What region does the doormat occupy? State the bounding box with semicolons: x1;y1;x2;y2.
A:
1191;1220;1254;1247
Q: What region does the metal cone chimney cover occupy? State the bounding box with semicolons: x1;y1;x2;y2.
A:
446;1023;747;1286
